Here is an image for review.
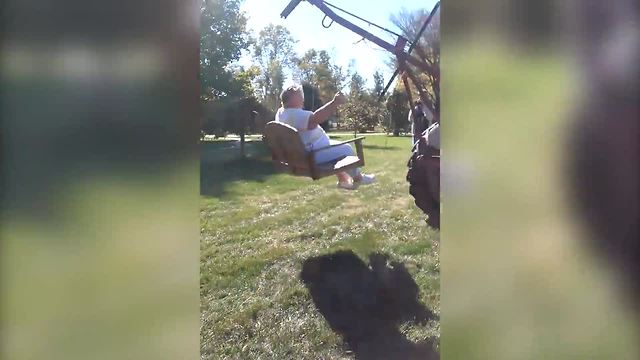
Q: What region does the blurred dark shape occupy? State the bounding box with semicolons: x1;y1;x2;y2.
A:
1;1;200;358
302;83;324;112
1;0;199;221
505;0;558;44
3;0;179;40
567;0;639;308
444;0;558;45
302;83;331;131
407;134;440;229
300;250;438;360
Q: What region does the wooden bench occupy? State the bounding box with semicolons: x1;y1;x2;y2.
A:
263;121;365;180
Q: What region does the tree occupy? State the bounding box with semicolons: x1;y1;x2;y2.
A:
314;50;344;99
294;49;347;101
295;49;348;128
372;70;385;97
224;65;261;99
295;49;318;84
200;0;250;100
349;72;366;98
389;7;440;117
254;24;297;111
342;94;388;134
385;83;410;136
202;96;273;157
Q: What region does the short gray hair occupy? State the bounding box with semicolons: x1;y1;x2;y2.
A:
280;84;304;105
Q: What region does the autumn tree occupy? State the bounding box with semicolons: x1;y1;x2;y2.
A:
389;6;440;115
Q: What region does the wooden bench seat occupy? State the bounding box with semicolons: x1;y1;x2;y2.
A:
263;121;366;180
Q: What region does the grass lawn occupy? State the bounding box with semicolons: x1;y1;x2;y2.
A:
200;135;440;359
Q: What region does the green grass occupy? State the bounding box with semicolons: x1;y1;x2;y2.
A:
200;135;439;359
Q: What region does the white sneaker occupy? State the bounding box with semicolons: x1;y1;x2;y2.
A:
337;180;359;190
356;174;376;185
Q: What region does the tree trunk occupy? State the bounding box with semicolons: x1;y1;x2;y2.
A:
240;131;245;158
240;114;246;158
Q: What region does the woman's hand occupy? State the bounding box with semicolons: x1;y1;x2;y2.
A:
308;91;347;130
333;91;347;105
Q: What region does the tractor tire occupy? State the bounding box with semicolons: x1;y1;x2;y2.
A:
407;132;440;229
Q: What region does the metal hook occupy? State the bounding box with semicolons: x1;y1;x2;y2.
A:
321;15;334;28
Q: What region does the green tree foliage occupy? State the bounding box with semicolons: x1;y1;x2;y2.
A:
296;49;318;84
294;49;348;129
202;96;274;156
295;50;348;104
385;83;410;136
201;65;265;144
338;72;385;133
229;65;261;98
200;0;268;155
342;96;388;133
341;71;390;133
349;72;367;98
254;24;297;111
200;0;250;100
372;70;385;97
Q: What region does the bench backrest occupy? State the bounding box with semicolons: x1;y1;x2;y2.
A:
263;121;310;175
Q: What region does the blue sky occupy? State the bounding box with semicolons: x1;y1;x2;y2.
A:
238;0;438;88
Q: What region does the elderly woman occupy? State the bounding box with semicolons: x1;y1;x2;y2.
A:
275;85;375;189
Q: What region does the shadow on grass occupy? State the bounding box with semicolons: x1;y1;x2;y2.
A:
200;141;278;198
300;250;438;360
363;144;402;151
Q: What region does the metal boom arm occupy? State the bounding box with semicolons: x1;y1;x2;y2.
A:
280;0;438;77
280;0;440;129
